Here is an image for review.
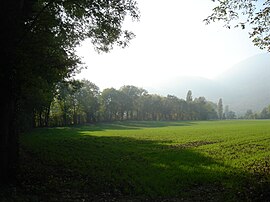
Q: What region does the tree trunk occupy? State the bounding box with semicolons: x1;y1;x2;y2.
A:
0;84;18;184
39;111;43;127
44;105;50;127
1;0;54;184
0;0;26;184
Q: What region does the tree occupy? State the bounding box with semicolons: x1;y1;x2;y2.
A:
224;105;236;119
186;90;193;102
100;88;124;121
49;81;82;126
119;85;147;120
77;80;100;123
224;105;229;119
245;109;255;119
185;90;195;120
260;106;270;119
227;111;236;119
194;97;218;120
0;0;139;184
205;0;270;51
217;98;223;120
147;95;163;121
162;95;182;120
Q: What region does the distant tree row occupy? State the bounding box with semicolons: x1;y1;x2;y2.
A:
241;105;270;120
30;79;237;127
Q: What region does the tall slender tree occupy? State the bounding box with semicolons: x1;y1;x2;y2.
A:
186;90;193;102
217;98;223;120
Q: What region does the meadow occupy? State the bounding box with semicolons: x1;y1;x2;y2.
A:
11;120;270;201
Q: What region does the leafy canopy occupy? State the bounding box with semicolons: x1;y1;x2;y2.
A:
15;0;140;126
28;0;140;52
205;0;270;51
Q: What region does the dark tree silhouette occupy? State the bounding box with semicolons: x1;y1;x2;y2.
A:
0;0;139;184
205;0;270;51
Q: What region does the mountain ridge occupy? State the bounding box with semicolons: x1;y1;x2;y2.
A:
147;53;270;115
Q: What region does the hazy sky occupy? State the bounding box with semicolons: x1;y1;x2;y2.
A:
75;0;266;90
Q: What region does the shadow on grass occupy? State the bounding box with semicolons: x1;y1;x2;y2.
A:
69;121;197;132
15;125;270;201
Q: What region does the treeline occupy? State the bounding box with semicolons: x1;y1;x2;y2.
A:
31;79;234;127
242;106;270;119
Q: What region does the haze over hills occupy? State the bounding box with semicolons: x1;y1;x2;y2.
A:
148;53;270;115
217;53;270;114
147;76;223;101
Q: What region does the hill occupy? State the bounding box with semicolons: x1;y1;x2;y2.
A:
147;53;270;115
148;76;224;101
217;53;270;114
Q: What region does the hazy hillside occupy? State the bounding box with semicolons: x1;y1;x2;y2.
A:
217;53;270;114
148;53;270;115
148;76;225;101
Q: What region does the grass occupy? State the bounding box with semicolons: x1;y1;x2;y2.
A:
4;120;270;201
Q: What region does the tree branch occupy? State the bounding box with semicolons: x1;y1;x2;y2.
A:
18;0;55;45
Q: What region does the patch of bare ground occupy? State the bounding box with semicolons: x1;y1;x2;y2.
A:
168;141;219;149
237;157;270;201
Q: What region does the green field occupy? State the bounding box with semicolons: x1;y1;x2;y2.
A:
13;120;270;201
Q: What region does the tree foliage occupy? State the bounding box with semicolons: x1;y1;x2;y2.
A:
0;0;139;184
217;98;223;119
205;0;270;51
260;106;270;119
46;82;221;125
186;90;193;102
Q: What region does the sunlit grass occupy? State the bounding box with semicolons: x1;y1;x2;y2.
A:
19;120;270;200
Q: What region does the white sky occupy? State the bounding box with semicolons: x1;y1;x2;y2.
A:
75;0;266;90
